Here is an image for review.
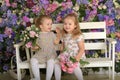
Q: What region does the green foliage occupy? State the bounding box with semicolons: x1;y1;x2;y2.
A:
57;0;64;3
70;57;89;66
115;61;120;73
71;0;76;6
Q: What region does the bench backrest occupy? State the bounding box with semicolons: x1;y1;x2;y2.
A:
52;22;107;57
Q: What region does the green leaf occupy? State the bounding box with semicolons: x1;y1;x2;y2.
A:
57;0;64;3
71;0;76;6
80;59;89;66
70;56;77;63
110;33;116;39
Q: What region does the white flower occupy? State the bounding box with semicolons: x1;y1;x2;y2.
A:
36;27;39;31
113;0;120;8
102;5;107;9
30;18;33;23
27;37;30;39
73;4;79;11
26;27;31;31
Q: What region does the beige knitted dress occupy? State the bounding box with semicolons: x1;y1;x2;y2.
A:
32;32;57;64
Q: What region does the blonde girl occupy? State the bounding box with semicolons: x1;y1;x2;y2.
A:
30;15;60;80
54;13;85;80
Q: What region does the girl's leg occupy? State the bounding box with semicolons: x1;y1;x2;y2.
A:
46;59;54;80
54;63;61;80
73;66;83;80
31;58;40;80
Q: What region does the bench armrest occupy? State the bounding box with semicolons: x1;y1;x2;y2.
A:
106;38;117;44
14;42;24;48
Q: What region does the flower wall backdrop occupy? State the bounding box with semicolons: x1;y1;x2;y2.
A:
0;0;120;73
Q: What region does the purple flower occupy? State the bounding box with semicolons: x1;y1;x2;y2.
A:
0;5;8;12
115;38;120;52
40;0;49;5
76;0;89;5
11;14;18;26
3;65;9;71
85;9;90;15
32;5;41;14
104;15;109;20
6;46;14;52
22;16;30;23
97;14;104;21
7;10;12;18
99;0;104;2
106;25;116;34
105;0;113;9
0;34;4;42
39;0;49;9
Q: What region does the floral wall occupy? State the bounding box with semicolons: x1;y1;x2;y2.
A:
0;0;120;73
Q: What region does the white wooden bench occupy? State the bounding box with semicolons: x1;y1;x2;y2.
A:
14;21;116;80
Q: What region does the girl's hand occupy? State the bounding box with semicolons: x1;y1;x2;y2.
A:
54;27;62;45
55;27;62;38
75;55;80;62
31;45;39;51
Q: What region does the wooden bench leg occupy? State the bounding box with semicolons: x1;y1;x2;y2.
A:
17;68;22;80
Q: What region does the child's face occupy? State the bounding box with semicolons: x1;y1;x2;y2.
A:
63;17;76;33
40;19;52;32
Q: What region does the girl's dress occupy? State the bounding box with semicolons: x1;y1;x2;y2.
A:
63;34;85;58
33;32;57;64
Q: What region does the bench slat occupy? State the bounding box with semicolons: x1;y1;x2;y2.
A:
85;43;106;50
83;32;106;39
80;22;106;29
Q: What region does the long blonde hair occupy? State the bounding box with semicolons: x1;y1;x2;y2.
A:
62;13;82;38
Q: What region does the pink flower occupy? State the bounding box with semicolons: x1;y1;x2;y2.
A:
11;2;17;8
29;31;36;38
66;61;73;67
86;9;97;21
92;0;99;6
56;15;62;22
4;27;13;38
59;53;78;74
5;0;11;7
46;3;58;14
22;16;30;23
61;65;67;72
61;2;73;10
67;67;74;73
25;42;32;48
32;5;41;14
106;19;114;26
73;62;78;68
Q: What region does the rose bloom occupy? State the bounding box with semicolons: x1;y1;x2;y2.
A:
59;53;78;74
29;31;36;38
25;41;32;48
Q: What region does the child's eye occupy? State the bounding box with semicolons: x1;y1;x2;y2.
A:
69;23;71;25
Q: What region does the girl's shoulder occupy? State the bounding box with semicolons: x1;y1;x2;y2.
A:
75;34;84;42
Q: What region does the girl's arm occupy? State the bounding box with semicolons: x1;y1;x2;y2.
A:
60;42;64;52
75;39;85;61
54;27;62;45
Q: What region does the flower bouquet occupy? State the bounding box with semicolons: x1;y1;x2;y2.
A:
20;25;40;50
59;52;89;74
